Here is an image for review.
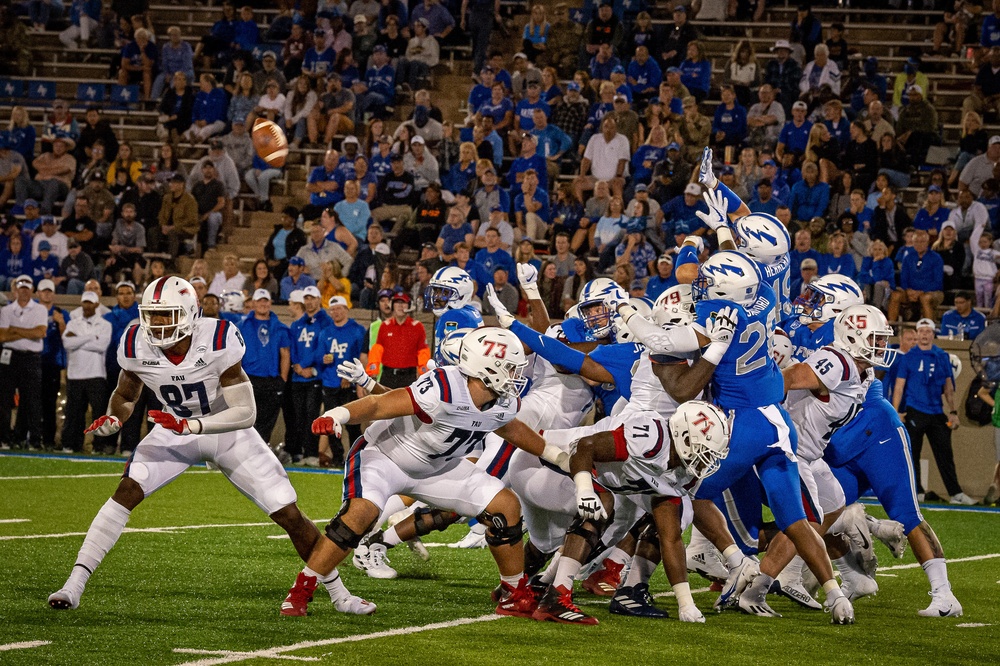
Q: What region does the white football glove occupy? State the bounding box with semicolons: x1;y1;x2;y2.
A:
84;414;121;437
574;472;607;521
485;284;515;328
338;358;375;392
696;188;730;231
698;146;718;189
703;305;739;365
517;263;540;301
683;235;705;254
678;604;706;623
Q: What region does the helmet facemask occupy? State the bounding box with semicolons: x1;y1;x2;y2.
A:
793;285;826;322
425;284;458;316
580;299;614;339
481;356;528;398
139;305;193;348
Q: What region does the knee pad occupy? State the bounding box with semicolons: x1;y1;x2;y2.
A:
568;516;604;559
524;540;554;578
413;507;458;537
478;510;524;547
324;501;370;550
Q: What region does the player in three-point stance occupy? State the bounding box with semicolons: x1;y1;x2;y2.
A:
48;276;373;615
280;327;571;618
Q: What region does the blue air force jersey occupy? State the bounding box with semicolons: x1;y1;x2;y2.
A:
755;254;792;319
694;283;783;410
788;318;834;363
433;306;483;362
589;341;644;416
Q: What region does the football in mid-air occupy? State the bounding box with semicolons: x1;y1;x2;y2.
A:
252;118;288;168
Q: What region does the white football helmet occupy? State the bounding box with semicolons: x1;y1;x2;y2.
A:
834;304;897;368
459;327;528;397
652;284;695;327
733;213;791;266
138;276;200;348
615;298;653;343
668;400;731;479
438;327;473;367
578;277;628;339
771;328;795;369
220;289;245;314
794;274;863;324
425;266;474;316
691;250;761;306
949;353;963;380
564;304;580;320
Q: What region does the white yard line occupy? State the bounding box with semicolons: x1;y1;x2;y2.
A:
0;472;214;480
0;641;51;652
877;553;1000;572
173;615;505;666
0;521;276;541
0;518;30;523
577;585;712;605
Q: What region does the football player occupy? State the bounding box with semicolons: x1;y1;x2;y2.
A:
609;248;856;624
425;266;484;363
219;289;246;324
786;274;865;362
48;277;373;616
280;327;571;618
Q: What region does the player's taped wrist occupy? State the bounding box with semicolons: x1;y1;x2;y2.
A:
715;226;735;247
323;405;351;425
510;320;585;374
520;282;541;301
191;381;257;434
714;181;744;214
573;471;594;495
356;372;376;392
702;340;730;365
672;582;695;608
542;444;571;471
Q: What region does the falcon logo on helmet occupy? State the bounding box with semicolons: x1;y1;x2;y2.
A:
439;327;473;367
834;304;897;368
425;266;474;316
577;278;628;339
793;274;863;324
220;289;245;314
691;251;761;306
733;213;790;265
668;400;731;479
138;276;200;348
458;327;528;397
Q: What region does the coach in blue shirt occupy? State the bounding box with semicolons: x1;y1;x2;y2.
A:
939;292;987;340
239;288;290;444
889;229;944;323
892;318;971;503
316;297;367;467
788;162;830;222
287;285;332;464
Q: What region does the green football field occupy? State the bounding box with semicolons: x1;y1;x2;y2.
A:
1;453;998;666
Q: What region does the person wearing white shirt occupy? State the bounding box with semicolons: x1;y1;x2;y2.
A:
209;254;247;296
32;217;69;261
70;279;110;320
576;115;630;200
0;275;48;448
60;291;112;453
946;188;989;245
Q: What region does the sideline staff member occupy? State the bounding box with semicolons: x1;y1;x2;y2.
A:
369;293;429;389
0;275;47;448
238;288;291;444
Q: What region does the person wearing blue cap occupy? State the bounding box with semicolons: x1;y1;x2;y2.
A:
659;4;698;69
615;215;656;280
280;256;318;303
912;184;950;239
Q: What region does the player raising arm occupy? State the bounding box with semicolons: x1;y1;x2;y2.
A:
48;277;373;616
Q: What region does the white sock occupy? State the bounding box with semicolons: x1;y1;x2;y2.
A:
303;566;349;601
539;552;561;584
383;526;402;548
722;544;743;570
552;555;583;590
605;546;630;567
623;555;657;588
500;572;523;588
68;499;131;591
469;522;488;536
779;555;805;583
922;557;950;592
376;495;409;526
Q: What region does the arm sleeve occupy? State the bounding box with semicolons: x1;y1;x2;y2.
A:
510;320;586;374
194;380;257;434
620;314;701;355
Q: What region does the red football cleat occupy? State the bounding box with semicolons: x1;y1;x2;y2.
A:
280;572;317;617
495;576;538;619
532;585;599;625
582;558;624;596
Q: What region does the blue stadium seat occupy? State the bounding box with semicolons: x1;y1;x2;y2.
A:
110;84;141;108
77;83;107;104
27;80;57;104
0;78;24;100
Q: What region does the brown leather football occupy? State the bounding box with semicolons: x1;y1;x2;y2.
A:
252;118;288;168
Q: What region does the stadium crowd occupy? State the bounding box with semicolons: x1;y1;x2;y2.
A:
0;0;998;497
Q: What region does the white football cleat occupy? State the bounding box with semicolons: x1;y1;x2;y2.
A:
406;538;430;561
352;543;398;579
334;594;377;615
715;557;759;611
841;573;879;602
449;525;488;549
918;588;963;617
825;594;856;625
738;594;782;618
686;547;730;581
47;587;81;610
838;504;877;577
949;492;976;506
865;514;906;558
775;573;822;610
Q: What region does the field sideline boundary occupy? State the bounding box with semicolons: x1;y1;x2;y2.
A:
0;451;344;476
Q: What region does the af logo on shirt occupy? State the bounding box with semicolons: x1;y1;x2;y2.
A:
329;339;349;358
298;329;316;346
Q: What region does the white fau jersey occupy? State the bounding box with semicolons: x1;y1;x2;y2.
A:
785;345;872;462
118;318;245;420
520;325;595;430
594;410;697;499
621;348;698;420
365;365;520;477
